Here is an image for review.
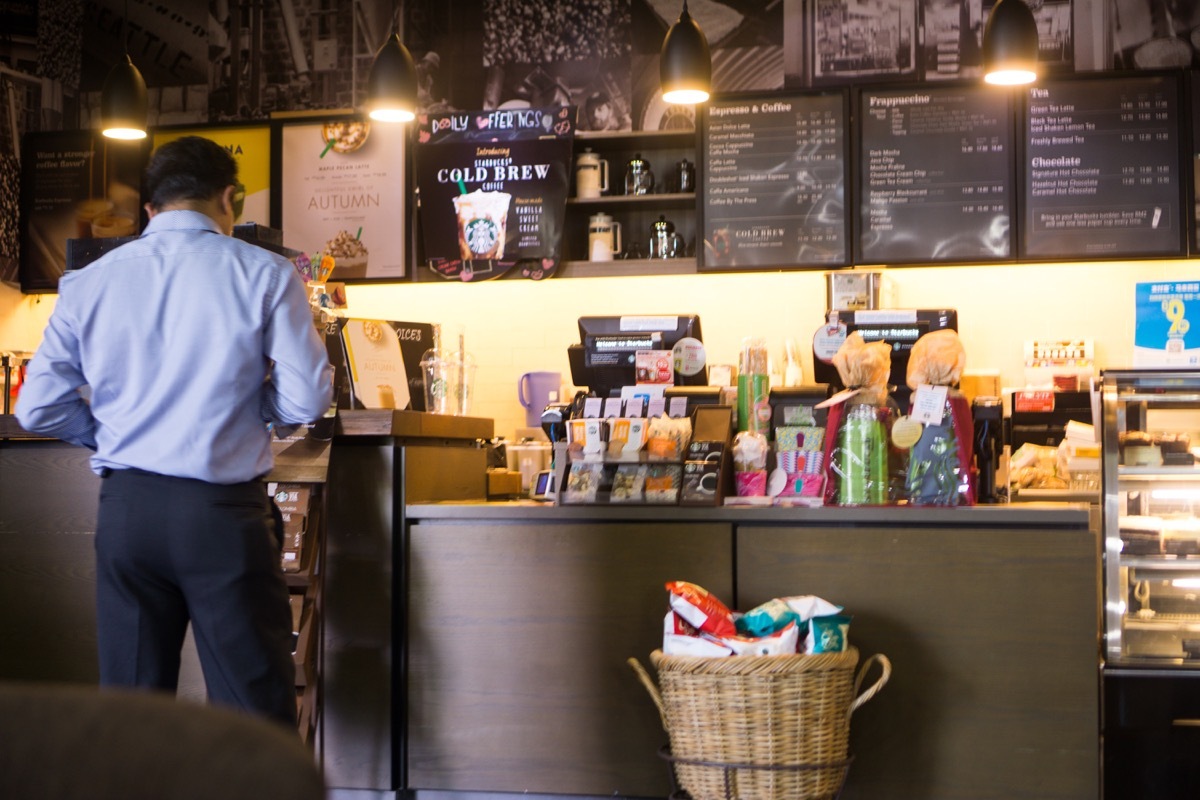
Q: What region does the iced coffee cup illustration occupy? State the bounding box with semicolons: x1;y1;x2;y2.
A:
91;211;137;238
452;190;511;261
75;198;114;238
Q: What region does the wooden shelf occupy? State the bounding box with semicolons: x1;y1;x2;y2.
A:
575;128;695;145
567;191;695;207
558;257;698;278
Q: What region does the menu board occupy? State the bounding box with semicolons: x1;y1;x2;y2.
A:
700;91;848;270
857;85;1014;264
1021;73;1185;259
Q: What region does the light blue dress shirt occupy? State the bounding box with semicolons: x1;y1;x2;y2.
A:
17;210;334;484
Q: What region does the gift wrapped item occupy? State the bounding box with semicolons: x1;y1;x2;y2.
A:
822;332;904;506
903;329;976;506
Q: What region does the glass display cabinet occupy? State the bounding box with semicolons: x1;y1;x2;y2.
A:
1100;369;1200;799
1102;370;1200;667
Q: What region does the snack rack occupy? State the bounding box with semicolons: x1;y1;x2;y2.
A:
558;406;734;506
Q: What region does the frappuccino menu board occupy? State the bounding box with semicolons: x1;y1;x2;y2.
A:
1021;74;1185;259
857;86;1014;263
700;91;848;269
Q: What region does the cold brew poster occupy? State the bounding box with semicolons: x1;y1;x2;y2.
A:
416;106;574;282
281;119;406;281
700;91;849;270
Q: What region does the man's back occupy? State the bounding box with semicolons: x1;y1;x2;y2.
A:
19;210;332;483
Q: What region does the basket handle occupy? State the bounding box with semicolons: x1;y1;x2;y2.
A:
626;657;669;731
847;653;891;719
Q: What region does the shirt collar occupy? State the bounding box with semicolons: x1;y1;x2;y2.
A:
143;209;224;236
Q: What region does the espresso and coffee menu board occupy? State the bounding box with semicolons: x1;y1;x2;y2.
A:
857;85;1014;263
700;91;849;270
1021;73;1185;259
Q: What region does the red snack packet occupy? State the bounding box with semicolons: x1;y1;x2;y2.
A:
665;581;737;638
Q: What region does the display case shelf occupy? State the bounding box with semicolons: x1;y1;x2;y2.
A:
1120;555;1200;570
1118;465;1200;479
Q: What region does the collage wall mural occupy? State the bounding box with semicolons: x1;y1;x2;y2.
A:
0;0;1196;285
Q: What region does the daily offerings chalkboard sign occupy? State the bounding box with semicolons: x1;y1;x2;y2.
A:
1020;72;1186;260
415;105;574;281
699;91;849;270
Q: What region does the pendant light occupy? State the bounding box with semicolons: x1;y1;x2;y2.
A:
982;0;1040;86
101;0;147;140
365;4;418;122
660;1;711;105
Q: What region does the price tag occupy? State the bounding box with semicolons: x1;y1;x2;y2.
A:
625;397;644;418
891;415;924;449
583;397;603;418
910;384;948;426
672;337;707;377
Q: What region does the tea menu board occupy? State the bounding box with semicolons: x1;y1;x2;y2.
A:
857;85;1014;264
1021;73;1185;259
700;91;849;270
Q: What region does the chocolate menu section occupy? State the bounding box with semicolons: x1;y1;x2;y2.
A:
701;93;847;269
858;87;1013;263
1022;74;1183;258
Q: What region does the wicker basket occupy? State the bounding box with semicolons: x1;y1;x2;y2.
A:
628;647;890;800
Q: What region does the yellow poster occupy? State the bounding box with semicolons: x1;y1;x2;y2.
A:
151;126;271;227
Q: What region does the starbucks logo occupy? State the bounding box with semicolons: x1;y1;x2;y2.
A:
465;217;499;256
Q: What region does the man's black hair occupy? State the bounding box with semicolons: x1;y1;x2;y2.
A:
144;136;238;212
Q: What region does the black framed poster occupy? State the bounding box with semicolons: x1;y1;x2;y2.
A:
699;90;850;271
19;130;149;293
279;116;408;282
414;105;575;282
855;82;1015;264
1020;72;1186;260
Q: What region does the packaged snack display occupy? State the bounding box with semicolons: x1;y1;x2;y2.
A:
822;332;904;506
667;581;736;637
902;330;976;506
807;614;852;654
663;583;849;656
609;464;648;503
737;337;770;433
732;429;769;496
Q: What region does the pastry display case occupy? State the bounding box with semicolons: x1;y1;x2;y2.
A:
1102;370;1200;667
1101;370;1200;797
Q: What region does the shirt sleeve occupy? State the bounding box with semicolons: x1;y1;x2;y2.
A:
260;264;334;427
14;299;98;449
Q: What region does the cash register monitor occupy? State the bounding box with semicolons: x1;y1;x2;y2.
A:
568;314;706;397
812;309;958;407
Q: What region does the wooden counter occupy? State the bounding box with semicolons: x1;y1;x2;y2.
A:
403;502;1098;800
3;411;1099;799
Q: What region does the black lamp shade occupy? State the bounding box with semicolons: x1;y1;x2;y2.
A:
982;0;1039;85
101;54;148;140
660;3;711;104
366;33;418;122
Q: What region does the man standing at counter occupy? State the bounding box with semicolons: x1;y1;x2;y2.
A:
17;136;333;728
